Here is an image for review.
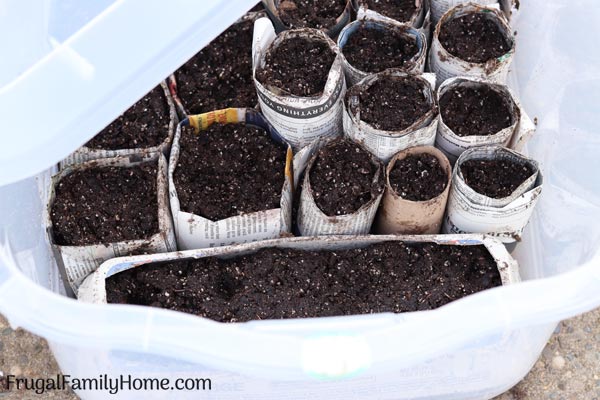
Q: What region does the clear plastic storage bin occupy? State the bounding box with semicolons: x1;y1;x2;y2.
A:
1;0;600;399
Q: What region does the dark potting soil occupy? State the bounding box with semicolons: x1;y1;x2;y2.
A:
175;20;257;115
51;164;159;246
106;241;502;321
357;76;431;131
461;159;535;199
278;0;347;30
342;23;419;73
439;13;511;63
309;140;383;216
389;154;448;201
256;36;336;97
440;85;513;137
363;0;418;22
174;124;287;221
85;86;170;150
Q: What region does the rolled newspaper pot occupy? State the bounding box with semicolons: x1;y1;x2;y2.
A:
436;76;535;163
169;108;294;250
376;146;452;234
429;4;515;85
253;19;346;151
443;145;543;243
430;0;498;23
343;71;439;163
355;0;428;27
297;139;385;235
46;153;176;295
337;20;428;86
60;82;178;168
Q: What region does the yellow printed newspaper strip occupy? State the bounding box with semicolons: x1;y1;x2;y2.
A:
285;147;294;192
188;108;244;132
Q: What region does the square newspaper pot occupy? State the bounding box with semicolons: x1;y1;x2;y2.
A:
60;82;178;168
46;153;176;296
168;108;294;250
78;234;521;306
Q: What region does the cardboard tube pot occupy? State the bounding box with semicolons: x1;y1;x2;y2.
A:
436;77;536;163
297;139;384;236
337;20;428;86
343;71;439;163
169;108;294;250
46;153;176;295
253;20;346;151
355;0;427;28
429;4;515;85
376;146;451;234
443;145;543;243
60;82;178;168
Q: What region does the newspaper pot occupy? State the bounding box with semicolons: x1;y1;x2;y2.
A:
253;20;346;151
436;76;536;163
429;4;515;85
297;139;384;236
376;146;451;234
79;234;520;305
262;0;353;38
337;20;428;87
443;145;543;244
343;71;439;163
355;0;427;28
168;108;294;250
430;0;501;23
60;82;178;168
46;153;176;296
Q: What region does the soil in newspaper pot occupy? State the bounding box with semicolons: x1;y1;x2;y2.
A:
48;154;176;294
337;20;427;86
436;77;522;163
429;4;515;85
297;138;384;235
343;71;439;163
443;145;543;244
376;146;451;234
356;0;425;27
254;25;346;151
169;108;294;250
262;0;353;37
95;235;519;319
61;83;177;168
429;0;501;23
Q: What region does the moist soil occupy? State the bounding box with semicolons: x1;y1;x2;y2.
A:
342;23;419;73
440;85;513;136
85;86;170;150
278;0;347;30
174;124;287;221
106;241;502;321
389;154;448;201
439;13;511;63
461;159;534;199
308;140;383;216
256;36;336;97
363;0;418;22
51;164;159;246
175;20;257;115
356;76;430;131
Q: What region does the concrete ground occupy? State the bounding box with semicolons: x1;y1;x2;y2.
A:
1;309;599;399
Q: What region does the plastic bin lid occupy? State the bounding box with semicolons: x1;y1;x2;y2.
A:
0;0;259;186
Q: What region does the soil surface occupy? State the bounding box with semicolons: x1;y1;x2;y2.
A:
85;86;170;150
106;241;501;321
356;76;431;131
461;159;535;199
389;154;448;201
51;164;159;246
342;23;418;73
174;124;287;221
439;13;511;63
440;85;513;136
308;140;383;216
256;36;336;97
278;0;347;30
175;20;257;114
362;0;418;22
